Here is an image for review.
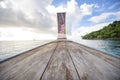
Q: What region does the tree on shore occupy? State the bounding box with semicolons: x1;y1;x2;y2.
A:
82;21;120;39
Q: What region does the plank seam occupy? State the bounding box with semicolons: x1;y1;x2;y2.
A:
74;42;120;69
65;41;81;80
0;43;57;80
39;42;58;80
0;41;55;63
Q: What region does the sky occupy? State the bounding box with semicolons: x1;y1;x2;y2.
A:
0;0;120;40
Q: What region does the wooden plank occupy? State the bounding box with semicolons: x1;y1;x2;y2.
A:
41;41;79;80
74;42;120;68
67;41;120;80
0;41;55;71
0;40;120;80
0;42;57;80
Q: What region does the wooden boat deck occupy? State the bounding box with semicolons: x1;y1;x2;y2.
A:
0;40;120;80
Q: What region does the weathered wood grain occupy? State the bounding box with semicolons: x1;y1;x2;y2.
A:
41;41;79;80
0;42;57;80
67;41;120;80
75;42;120;68
0;42;55;70
0;40;120;80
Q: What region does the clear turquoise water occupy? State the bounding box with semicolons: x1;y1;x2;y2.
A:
0;39;120;62
72;39;120;58
0;40;52;62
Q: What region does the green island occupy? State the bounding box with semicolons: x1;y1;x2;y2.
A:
82;21;120;39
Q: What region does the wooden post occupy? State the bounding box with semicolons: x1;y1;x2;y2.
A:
57;12;66;39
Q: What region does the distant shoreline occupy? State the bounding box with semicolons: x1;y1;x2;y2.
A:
82;38;120;40
82;21;120;40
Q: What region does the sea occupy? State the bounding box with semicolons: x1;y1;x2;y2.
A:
0;40;53;62
73;39;120;58
0;39;120;62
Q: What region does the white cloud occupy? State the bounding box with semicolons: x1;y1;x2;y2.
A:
0;0;56;33
109;2;120;10
89;13;113;23
0;1;7;8
116;11;120;20
0;27;56;40
0;0;102;40
89;11;120;23
80;3;94;15
1;0;119;40
69;22;111;39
